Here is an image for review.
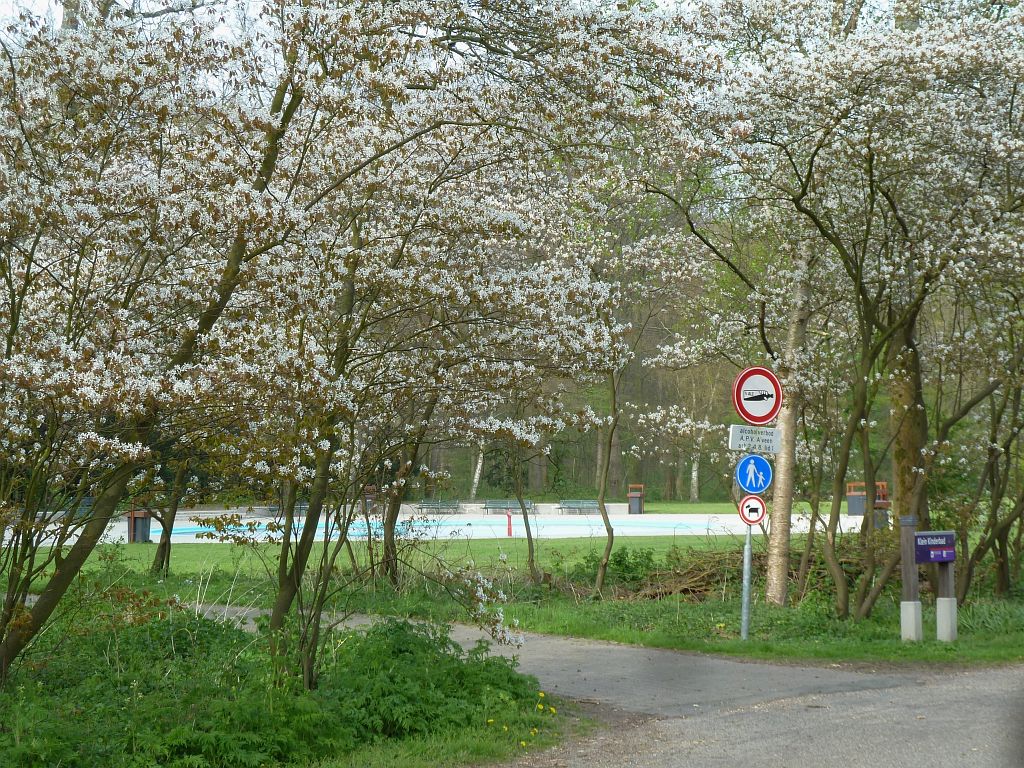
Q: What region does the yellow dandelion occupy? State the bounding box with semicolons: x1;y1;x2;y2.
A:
536;703;545;710
520;741;527;748
538;691;545;698
502;725;509;732
548;706;557;714
486;719;494;725
530;728;538;736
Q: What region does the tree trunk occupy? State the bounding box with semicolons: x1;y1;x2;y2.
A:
795;493;820;600
608;425;624;498
888;321;930;527
298;503;357;691
664;455;678;501
361;490;377;579
995;527;1012;595
514;456;542;584
820;376;869;618
381;491;404;588
268;447;333;637
593;375;618;597
852;427;879;615
528;453;547;495
1011;515;1023;585
689;438;701;503
381;394;438;586
854;548;901;619
796;421;829;599
958;493;1024;602
886;319;931;604
0;464;134;682
766;260;810;606
469;445;484;500
150;463;188;578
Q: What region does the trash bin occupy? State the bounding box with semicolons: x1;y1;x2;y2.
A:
846;485;866;516
362;486;377;515
845;482;890;529
127;508;152;543
627;484;645;515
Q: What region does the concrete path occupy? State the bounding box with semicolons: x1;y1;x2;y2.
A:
201;604;1024;767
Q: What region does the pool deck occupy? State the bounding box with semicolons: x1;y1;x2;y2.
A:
103;505;864;543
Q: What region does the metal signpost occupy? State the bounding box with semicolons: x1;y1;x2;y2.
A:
738;495;767;640
730;367;783;642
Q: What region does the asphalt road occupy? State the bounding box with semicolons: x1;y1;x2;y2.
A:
203;606;1024;767
469;628;1024;768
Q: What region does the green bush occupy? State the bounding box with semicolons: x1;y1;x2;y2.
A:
0;604;547;767
569;546;657;586
959;599;1024;634
320;620;537;741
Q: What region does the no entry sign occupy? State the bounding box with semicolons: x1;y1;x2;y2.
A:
732;367;783;425
738;495;767;526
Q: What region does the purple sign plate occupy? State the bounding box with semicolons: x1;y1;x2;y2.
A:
914;531;956;564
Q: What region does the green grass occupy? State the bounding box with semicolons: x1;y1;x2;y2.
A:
75;536;1024;667
500;592;1024;665
310;721;563;768
97;536;739;572
641;500;848;516
79;536;744;608
641;501;737;514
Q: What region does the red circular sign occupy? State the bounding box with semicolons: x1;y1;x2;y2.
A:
732;366;783;425
738;495;767;526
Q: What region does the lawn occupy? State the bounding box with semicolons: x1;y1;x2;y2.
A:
641;500;849;515
642;500;738;514
80;535;1024;666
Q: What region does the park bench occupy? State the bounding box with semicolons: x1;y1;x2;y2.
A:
483;499;534;514
49;496;94;520
416;499;461;514
559;499;599;514
264;502;309;516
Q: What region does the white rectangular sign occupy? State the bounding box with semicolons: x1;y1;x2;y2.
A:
729;424;782;454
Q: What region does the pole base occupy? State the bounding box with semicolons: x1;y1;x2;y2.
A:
900;601;923;642
936;597;958;642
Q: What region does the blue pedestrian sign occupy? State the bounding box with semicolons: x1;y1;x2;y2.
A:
735;454;772;495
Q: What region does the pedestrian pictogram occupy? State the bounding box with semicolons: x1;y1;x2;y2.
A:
738;495;767;526
735;454;773;495
732;367;783;425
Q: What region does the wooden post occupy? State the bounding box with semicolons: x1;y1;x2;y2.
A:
899;515;923;641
